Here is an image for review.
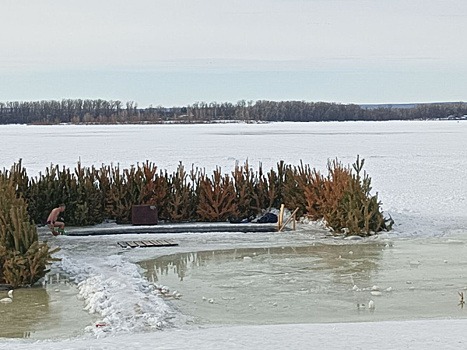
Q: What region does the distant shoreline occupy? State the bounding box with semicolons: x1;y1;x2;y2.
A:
1;99;466;125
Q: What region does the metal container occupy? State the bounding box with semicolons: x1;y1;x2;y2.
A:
131;205;158;225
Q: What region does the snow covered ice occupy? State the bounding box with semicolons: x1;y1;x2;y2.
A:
0;120;467;349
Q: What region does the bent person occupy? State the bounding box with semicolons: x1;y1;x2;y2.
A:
47;203;66;236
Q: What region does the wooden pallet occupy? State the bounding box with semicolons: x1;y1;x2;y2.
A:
117;239;179;248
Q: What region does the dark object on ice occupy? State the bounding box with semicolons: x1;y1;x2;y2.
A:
229;216;242;223
229;216;250;223
0;284;13;291
131;205;158;225
257;212;278;223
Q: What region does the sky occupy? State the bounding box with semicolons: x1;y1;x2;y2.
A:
0;0;466;107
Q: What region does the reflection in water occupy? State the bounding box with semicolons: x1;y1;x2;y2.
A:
0;272;91;339
139;236;467;325
138;243;386;325
0;287;50;338
140;243;382;287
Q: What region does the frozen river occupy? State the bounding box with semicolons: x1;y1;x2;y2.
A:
0;121;467;349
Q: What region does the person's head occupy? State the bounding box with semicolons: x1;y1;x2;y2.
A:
59;203;66;212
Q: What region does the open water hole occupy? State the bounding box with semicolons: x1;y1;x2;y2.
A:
139;237;467;325
0;273;95;339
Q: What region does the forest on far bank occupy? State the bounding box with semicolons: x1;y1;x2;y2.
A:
0;99;466;125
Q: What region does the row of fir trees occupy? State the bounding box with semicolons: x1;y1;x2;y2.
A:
3;157;392;233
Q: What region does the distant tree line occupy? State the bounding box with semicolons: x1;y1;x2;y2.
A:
0;99;466;124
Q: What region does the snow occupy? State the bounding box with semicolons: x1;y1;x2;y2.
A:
2;320;467;350
65;254;183;334
0;121;467;349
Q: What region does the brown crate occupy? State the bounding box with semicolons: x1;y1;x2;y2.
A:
131;205;158;225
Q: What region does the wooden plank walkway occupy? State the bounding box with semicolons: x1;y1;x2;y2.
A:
117;239;179;248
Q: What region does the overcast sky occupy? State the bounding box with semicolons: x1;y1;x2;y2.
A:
1;0;466;106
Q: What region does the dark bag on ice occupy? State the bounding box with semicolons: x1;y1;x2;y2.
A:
257;212;278;223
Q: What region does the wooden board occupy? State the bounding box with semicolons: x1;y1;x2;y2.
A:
117;239;179;248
